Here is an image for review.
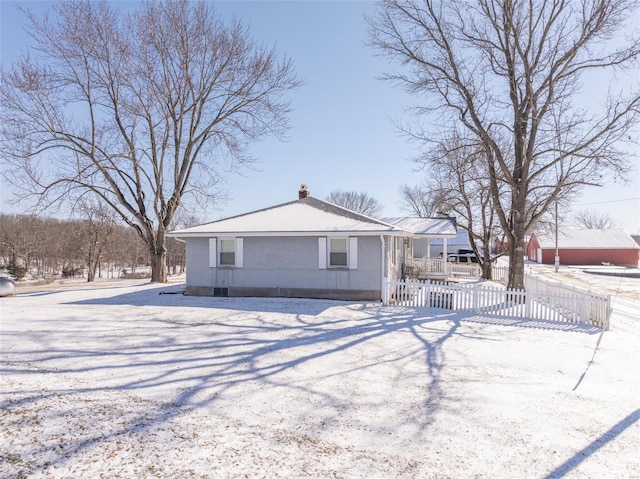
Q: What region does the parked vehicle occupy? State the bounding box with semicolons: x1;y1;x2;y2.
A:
0;276;16;297
447;252;479;264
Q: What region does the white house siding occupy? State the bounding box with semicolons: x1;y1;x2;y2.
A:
185;236;383;300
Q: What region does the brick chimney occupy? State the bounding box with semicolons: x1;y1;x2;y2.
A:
298;184;310;199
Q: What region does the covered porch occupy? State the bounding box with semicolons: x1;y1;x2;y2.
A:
403;256;482;280
383;216;463;281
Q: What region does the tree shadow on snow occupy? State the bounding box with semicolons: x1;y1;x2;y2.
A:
0;291;604;476
545;408;640;478
64;283;351;316
461;314;602;335
2;302;471;474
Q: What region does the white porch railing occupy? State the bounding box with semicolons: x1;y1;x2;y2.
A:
403;257;444;275
403;257;482;279
403;258;510;282
383;279;611;329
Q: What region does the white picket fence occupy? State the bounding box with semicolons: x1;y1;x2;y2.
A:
383;279;611;329
524;272;593;297
490;265;509;283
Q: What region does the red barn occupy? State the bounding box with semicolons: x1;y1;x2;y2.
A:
527;229;640;267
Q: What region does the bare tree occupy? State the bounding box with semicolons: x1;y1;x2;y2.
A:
399;184;441;217
32;217;66;277
1;0;301;282
368;0;640;290
166;210;200;275
423;135;507;279
74;199;117;282
574;210;620;229
326;190;385;217
0;214;40;275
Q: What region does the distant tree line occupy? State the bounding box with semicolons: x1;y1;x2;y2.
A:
0;213;185;281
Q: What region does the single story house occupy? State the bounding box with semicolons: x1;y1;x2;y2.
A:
526;229;640;267
168;185;457;300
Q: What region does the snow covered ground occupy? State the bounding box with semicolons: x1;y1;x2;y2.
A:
1;273;639;478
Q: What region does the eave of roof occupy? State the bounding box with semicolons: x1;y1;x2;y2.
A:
382;217;458;237
168;197;408;237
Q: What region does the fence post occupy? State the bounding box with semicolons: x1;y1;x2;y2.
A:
605;295;612;331
472;283;479;313
581;290;589;325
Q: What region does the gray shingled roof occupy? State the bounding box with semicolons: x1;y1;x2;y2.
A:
382;217;458;237
169;197;405;237
170;198;459;238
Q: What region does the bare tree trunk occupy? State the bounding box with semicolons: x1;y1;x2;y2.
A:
481;250;493;280
507;227;526;291
87;260;97;282
150;248;168;283
482;264;492;280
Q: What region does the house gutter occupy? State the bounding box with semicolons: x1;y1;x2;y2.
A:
380;234;387;304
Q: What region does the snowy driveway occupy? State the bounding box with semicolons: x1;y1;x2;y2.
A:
1;280;639;478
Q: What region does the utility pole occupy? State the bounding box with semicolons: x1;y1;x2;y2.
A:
554;200;559;273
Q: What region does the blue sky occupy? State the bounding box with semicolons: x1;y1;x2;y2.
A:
1;1;639;235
